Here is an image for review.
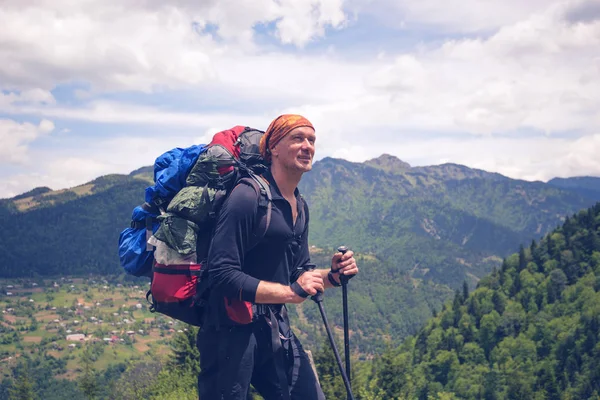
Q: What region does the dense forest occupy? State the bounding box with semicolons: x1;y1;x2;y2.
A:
361;202;600;399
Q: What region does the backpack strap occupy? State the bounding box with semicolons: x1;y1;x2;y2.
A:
297;193;308;232
237;173;272;249
267;307;292;400
249;172;272;238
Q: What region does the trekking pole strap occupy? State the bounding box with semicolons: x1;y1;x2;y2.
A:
291;282;310;298
327;271;342;287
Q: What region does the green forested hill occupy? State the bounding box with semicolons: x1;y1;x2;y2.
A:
1;155;600;352
548;176;600;199
299;156;600;288
365;202;600;399
0;174;149;278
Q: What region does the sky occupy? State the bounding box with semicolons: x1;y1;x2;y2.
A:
1;0;599;198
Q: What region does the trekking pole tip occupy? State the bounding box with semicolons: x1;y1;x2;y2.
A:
337;246;348;254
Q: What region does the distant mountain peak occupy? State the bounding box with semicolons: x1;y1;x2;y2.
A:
364;154;411;173
10;186;53;201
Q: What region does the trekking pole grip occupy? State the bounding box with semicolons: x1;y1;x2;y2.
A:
337;246;350;284
304;263;323;303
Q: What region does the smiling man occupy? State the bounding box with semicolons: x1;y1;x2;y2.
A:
197;114;359;400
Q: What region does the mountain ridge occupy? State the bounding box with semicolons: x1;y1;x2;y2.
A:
4;155;598;210
2;155;600;351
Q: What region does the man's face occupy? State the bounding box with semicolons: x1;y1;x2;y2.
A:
271;126;316;173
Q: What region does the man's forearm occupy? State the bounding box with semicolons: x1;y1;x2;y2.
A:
255;268;336;304
255;281;297;304
319;268;339;289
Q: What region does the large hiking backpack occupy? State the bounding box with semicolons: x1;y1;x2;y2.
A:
118;126;272;326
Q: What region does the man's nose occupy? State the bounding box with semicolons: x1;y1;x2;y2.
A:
301;138;314;150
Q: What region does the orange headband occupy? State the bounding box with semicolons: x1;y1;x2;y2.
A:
259;114;314;162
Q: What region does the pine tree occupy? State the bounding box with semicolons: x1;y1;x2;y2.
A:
169;325;200;375
79;344;99;399
313;336;346;399
501;259;508;273
518;244;527;272
492;291;506;315
462;280;469;303
9;362;35;400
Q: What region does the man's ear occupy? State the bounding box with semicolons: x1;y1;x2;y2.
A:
270;144;279;157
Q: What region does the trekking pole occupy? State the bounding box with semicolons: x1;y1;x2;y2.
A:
337;245;352;399
306;265;355;400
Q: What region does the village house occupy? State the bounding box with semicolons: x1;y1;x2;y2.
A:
66;333;85;341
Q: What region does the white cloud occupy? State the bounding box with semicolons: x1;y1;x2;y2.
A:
0;89;56;107
360;0;600;135
1;0;600;198
0;133;197;198
358;0;558;33
0;119;55;164
275;0;347;45
4;100;267;128
332;133;600;183
0;0;349;92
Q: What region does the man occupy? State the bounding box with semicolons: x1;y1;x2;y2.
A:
197;114;359;399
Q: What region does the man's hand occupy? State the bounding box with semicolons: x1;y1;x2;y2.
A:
289;270;325;303
330;249;359;284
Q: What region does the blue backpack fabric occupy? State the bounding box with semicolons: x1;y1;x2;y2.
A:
118;144;207;277
118;206;161;276
146;145;208;207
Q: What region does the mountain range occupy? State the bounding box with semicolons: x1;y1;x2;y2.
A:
2;154;600;351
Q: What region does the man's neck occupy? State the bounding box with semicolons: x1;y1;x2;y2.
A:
270;165;301;199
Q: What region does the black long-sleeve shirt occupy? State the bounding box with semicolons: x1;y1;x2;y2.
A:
207;170;310;305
